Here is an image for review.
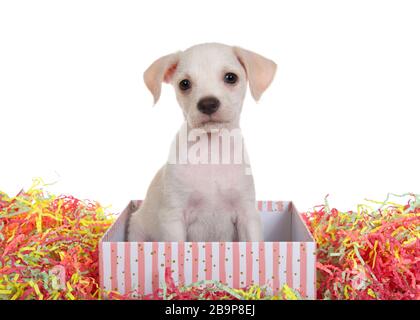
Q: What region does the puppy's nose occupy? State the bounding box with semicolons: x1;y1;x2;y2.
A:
197;97;220;115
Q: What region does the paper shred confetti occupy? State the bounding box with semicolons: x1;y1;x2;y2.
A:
0;178;120;300
136;267;301;300
302;193;420;300
1;179;418;300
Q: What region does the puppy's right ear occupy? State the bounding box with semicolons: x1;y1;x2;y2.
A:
143;52;180;104
233;47;277;102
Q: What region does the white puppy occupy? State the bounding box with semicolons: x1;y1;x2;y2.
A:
128;43;276;242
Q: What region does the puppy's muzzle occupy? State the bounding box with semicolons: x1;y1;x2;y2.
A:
197;96;220;115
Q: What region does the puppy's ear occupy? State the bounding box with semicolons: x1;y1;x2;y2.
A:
143;52;180;104
233;47;277;101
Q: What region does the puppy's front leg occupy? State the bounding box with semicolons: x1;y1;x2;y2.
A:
237;206;263;241
158;210;187;241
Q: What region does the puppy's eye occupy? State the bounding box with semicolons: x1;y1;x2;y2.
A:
179;79;191;91
224;72;238;84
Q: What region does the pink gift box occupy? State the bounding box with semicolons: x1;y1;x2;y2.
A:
99;200;317;299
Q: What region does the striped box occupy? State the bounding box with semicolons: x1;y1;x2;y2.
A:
99;200;316;299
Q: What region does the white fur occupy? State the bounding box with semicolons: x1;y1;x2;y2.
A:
128;43;276;242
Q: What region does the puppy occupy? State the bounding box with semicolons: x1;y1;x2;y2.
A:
128;43;276;242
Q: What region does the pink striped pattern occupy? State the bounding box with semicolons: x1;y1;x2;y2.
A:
110;243;117;291
100;241;316;299
124;242;131;293
258;242;266;286
245;242;253;286
205;242;212;280
178;242;185;286
138;243;145;296
99;201;317;299
191;243;199;283
219;242;226;284
286;242;293;287
300;243;307;297
272;242;280;294
232;242;240;288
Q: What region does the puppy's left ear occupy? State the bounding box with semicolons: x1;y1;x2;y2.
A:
143;52;180;104
233;47;277;101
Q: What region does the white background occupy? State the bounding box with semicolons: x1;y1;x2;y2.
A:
0;0;419;213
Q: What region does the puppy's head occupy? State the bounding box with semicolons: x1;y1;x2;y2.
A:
144;43;277;130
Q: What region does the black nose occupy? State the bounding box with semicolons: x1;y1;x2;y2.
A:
197;97;220;115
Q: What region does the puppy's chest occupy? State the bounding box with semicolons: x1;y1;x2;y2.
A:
172;163;248;195
171;164;249;229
